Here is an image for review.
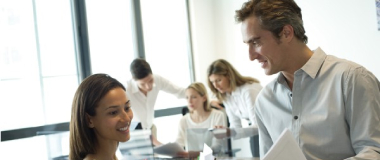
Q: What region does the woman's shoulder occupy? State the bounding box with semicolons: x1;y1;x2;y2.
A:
210;108;225;116
240;82;263;91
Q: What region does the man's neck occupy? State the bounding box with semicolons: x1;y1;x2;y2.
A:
281;44;313;91
139;88;148;96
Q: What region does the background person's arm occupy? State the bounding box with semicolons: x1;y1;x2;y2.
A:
155;74;186;98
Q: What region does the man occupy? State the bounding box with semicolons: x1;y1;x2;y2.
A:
236;0;380;159
126;58;186;141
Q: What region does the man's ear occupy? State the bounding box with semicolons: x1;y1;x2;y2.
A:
282;24;294;41
86;113;95;128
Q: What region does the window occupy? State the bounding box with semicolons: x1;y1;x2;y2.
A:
140;0;192;143
86;0;135;83
0;0;78;159
140;0;191;110
0;0;78;131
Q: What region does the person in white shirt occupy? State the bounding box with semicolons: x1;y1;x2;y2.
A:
236;0;380;159
207;59;263;157
126;58;186;143
153;82;227;158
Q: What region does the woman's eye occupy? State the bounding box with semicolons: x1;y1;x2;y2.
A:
110;111;118;115
125;106;130;112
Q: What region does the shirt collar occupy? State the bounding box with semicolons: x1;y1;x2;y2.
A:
130;79;157;94
274;47;327;90
226;84;242;97
131;80;140;94
300;47;327;79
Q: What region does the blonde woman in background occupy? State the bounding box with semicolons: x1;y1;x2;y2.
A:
153;82;227;158
207;59;262;157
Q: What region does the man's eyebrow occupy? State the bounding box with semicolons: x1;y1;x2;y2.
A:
247;36;261;43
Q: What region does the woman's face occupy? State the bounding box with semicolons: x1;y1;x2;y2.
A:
186;88;206;112
88;87;133;143
209;74;231;94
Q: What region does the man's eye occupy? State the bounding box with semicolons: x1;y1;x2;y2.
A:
125;106;130;112
110;111;118;115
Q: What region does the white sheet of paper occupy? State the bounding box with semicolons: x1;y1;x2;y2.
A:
153;142;185;157
199;143;215;160
262;129;307;160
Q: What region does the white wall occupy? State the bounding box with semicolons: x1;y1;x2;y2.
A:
190;0;380;86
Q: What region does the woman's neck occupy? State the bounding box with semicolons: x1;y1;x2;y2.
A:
191;109;211;123
85;137;118;160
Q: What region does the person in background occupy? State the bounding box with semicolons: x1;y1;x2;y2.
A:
69;74;133;160
126;58;186;145
153;82;227;158
207;59;262;157
236;0;380;159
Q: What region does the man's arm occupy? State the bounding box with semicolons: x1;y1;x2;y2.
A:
344;67;380;160
255;104;273;156
155;74;186;98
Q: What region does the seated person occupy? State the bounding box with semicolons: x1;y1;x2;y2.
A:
153;82;227;158
69;74;133;160
126;58;186;142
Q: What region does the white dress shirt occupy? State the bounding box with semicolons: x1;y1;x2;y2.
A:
224;82;263;138
255;47;380;159
126;74;186;129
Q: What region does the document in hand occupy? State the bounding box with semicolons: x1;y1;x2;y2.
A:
262;129;306;160
153;142;185;157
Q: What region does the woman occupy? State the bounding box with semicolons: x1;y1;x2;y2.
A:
153;82;227;158
69;74;133;160
176;82;227;151
207;59;262;157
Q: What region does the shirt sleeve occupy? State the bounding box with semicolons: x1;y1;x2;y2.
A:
155;74;186;98
213;109;227;127
255;100;274;156
233;84;262;139
243;84;261;126
343;67;380;159
224;102;242;128
175;116;187;148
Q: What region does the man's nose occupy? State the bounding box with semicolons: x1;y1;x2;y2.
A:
249;47;259;61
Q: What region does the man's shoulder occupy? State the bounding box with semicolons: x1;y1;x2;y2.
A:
255;79;278;102
325;55;363;71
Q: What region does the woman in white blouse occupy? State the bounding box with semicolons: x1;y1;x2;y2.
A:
207;59;262;157
176;82;227;151
153;82;227;158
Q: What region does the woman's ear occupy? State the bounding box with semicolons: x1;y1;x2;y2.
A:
202;96;207;102
86;113;95;128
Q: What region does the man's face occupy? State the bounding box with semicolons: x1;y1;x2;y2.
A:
136;74;154;93
241;16;286;75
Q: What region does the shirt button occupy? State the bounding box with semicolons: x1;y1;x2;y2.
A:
290;93;292;97
294;116;298;120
